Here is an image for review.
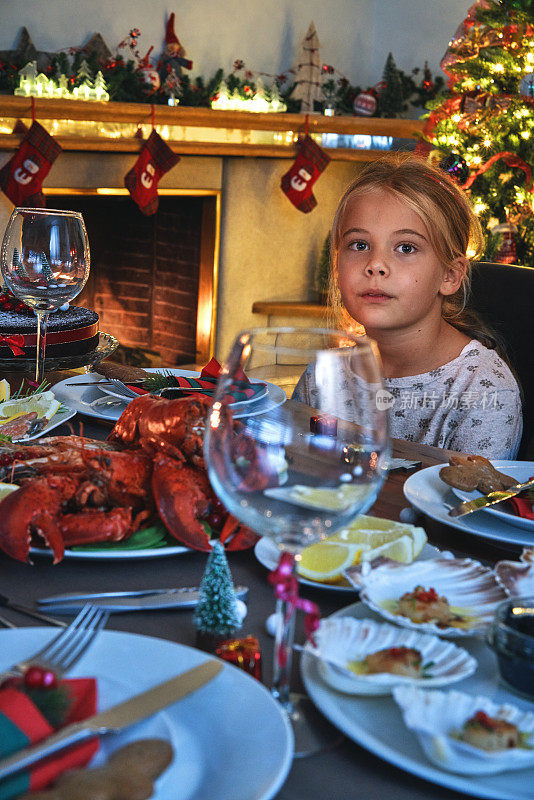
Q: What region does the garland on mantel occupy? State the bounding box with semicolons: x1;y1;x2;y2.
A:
0;24;443;117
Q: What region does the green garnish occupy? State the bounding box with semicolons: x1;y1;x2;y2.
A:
142;371;176;391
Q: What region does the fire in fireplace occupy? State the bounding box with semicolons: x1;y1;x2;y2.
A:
43;190;219;367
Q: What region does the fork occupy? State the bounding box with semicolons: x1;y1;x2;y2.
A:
0;604;109;683
106;379;140;398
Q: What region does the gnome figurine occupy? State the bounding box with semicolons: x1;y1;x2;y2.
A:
158;11;193;90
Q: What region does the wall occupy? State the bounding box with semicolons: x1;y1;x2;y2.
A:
0;0;468;91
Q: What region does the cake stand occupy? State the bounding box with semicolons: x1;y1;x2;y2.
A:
0;332;119;374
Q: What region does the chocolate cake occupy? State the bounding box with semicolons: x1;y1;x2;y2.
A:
0;295;99;360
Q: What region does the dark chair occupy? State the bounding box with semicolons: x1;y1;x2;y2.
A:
467;262;534;459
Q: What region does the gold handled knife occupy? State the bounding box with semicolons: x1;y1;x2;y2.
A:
0;659;222;782
448;478;534;517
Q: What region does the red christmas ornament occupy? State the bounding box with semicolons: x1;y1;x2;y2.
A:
124;129;181;215
0;121;61;207
280;135;331;213
353;91;377;116
24;665;58;689
493;222;518;265
216;636;262;681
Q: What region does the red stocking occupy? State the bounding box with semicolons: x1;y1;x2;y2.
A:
124;129;180;215
280;135;330;213
0;121;61;207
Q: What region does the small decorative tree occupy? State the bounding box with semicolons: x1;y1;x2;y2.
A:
193;541;242;651
290;21;325;112
314;232;331;300
378;53;404;117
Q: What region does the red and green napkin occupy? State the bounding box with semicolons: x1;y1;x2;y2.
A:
128;358;265;404
0;678;98;799
508;486;534;520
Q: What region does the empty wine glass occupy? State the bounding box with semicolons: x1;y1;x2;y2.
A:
204;326;390;755
0;208;90;382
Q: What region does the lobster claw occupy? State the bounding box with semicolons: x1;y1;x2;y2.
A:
152;453;213;551
219;513;259;551
0;480;65;564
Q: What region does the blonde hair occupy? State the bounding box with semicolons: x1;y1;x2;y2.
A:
327;155;501;351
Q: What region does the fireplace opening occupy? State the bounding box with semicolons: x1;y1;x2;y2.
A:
45;192;218;367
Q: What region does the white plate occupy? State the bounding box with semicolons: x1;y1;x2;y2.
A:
450;463;534;533
8;405;76;442
254;536;442;593
403;463;534;548
0;628;293;800
30;542;190;560
52;373;287;424
301;602;534;800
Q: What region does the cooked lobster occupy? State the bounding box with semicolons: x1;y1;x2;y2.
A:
0;393;257;563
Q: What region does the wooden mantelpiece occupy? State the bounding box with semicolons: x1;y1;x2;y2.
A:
252;301;327;318
0;96;423;159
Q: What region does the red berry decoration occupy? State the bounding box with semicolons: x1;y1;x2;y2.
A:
24;665;58;689
207;511;224;531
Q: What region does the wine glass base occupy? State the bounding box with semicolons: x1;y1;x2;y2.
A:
286;692;344;758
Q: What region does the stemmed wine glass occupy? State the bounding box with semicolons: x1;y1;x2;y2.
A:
0;208;90;383
204;326;390;755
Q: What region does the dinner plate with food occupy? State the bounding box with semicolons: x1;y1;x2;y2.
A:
254;514;441;592
403;459;534;548
355;557;507;637
301;602;534;799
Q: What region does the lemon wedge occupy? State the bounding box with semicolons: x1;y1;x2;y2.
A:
0;483;18;502
329;514;427;559
0;380;10;404
297;541;364;584
0;391;60;421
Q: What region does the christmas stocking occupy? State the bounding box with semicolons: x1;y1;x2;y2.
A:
280;135;330;213
0;121;61;207
125;129;180;215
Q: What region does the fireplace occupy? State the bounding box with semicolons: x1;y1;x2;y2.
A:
43;189;219;367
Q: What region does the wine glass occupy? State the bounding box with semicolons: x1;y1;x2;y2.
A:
204;326;390;755
0;208;90;383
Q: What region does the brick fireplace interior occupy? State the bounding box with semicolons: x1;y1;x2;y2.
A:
49;193;217;367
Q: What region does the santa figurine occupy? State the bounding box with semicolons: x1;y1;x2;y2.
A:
138;46;161;92
158;12;193;90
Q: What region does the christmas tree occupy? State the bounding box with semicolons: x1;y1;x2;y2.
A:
193;541;241;641
419;0;534;264
290;22;325;112
379;53;404;117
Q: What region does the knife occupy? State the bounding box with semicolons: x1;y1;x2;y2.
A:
0;659;222;782
448;478;534;517
37;586;249;613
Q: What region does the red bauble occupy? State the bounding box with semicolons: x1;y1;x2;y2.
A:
139;67;161;91
24;665;58;689
353;91;377;116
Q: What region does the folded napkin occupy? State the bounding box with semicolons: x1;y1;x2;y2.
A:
506;476;534;520
128;358;265;404
0;678;98;799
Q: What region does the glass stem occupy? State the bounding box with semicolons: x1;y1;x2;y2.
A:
35;311;49;384
271;552;297;712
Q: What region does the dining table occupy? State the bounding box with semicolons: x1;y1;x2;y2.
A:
0;389;527;800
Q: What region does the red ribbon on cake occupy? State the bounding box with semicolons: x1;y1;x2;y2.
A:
0;334;25;356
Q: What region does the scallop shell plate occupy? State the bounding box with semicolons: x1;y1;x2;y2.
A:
358;558;507;637
495;548;534;598
393;685;534;775
308;616;477;695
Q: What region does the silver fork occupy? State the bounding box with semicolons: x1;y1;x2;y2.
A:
0;604;109;682
107;379;140;398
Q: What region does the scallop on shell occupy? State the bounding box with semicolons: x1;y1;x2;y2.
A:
495;548;534;598
308;616;477;695
393;685;534;775
358;558;507;637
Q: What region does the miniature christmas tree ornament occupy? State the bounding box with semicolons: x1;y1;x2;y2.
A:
194;540;243;651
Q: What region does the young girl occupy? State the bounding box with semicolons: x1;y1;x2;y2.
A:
293;157;523;458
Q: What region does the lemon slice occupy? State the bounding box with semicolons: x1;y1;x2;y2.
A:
360;534;416;564
0;391;60;421
330;514;427;559
0;483;18;502
297;541;363;584
0;380;10;404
